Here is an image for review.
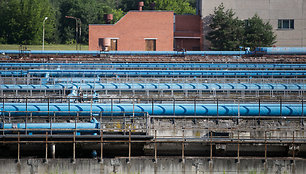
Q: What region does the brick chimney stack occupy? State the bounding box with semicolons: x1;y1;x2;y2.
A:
139;1;144;11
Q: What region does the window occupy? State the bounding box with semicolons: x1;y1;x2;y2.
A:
110;39;118;51
98;38;104;49
98;38;118;51
278;19;294;29
145;39;156;51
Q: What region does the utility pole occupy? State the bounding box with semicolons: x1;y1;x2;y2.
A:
42;17;48;51
65;16;81;50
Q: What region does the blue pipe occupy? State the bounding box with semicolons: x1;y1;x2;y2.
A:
0;50;101;56
0;118;99;133
1;83;304;91
1;63;305;70
1;103;305;116
1;69;305;77
0;50;246;56
255;47;306;55
2;47;306;56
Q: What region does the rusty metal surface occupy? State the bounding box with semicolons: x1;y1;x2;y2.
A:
1;55;306;63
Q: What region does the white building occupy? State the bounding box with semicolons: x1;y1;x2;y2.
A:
199;0;306;50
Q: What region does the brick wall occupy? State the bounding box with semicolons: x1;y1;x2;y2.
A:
89;11;174;51
174;15;201;51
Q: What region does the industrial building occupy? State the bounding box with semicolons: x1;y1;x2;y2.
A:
89;2;201;51
199;0;306;50
89;12;201;51
90;0;306;51
0;48;306;173
1;1;306;173
89;11;174;51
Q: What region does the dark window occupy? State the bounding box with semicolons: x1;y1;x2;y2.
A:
290;20;294;29
145;39;156;51
283;20;289;28
98;38;104;49
278;19;294;29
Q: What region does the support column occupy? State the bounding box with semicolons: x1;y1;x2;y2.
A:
182;129;185;163
264;131;267;173
237;131;240;163
292;130;296;174
72;131;76;163
45;132;48;163
128;129;131;163
52;144;56;159
17;132;20;163
100;130;103;163
154;129;157;163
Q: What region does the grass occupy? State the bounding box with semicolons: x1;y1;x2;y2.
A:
0;44;89;51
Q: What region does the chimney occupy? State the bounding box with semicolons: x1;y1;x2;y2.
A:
104;14;113;24
139;1;144;11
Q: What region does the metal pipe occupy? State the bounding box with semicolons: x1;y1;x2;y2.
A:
128;129;131;162
17;132;20;162
3;69;305;78
1;83;304;92
42;17;48;51
2;47;306;55
52;144;55;159
1;103;305;116
182;129;185;163
72;131;76;163
1;63;306;69
100;130;103;163
154;129;157;163
45;132;48;162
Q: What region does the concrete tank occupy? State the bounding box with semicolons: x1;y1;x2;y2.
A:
103;38;111;47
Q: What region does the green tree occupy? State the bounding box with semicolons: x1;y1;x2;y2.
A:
244;14;276;50
187;0;197;9
206;4;277;51
144;0;196;14
58;0;125;44
0;0;56;45
206;3;244;51
118;0;195;14
119;0;141;12
111;9;126;24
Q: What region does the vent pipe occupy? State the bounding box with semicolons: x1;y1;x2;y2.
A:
139;1;144;11
104;14;113;24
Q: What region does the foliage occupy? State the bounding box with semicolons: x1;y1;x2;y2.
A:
111;9;126;24
187;0;197;9
206;4;276;51
0;44;88;50
119;0;141;12
0;0;196;45
206;3;244;51
58;0;128;44
0;0;56;44
244;14;276;50
144;0;196;14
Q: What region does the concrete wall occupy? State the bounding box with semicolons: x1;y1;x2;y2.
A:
89;11;174;51
200;0;306;50
0;157;304;174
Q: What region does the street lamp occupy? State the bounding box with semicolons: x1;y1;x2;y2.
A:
65;16;81;50
42;17;48;51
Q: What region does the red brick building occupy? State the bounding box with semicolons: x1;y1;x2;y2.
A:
89;11;201;51
174;15;201;51
89;11;174;51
